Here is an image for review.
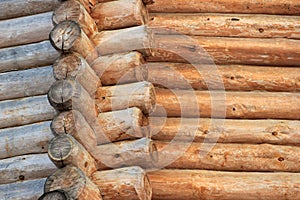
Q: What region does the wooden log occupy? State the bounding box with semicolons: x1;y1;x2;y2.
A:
91;51;146;86
0;12;54;48
91;167;152;200
92;138;157;169
53;0;98;38
147;35;300;66
150;118;300;146
148;170;300;200
0;154;56;185
50;20;98;64
39;190;70;200
0;95;57;129
97;0;154;5
0;178;46;200
149;13;300;39
51;110;97;153
154;141;300;172
44;166;102;200
154;88;300;119
48;134;98;177
0;121;54;159
145;63;300;92
91;0;148;30
92;25;154;57
0;0;61;20
147;0;300;15
0;40;60;73
95;81;156;115
75;0;97;13
48;79;98;125
0;66;55;101
53;53;101;96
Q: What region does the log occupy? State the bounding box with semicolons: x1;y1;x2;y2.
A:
76;0;97;13
154;88;300;119
48;134;98;176
150;118;300;146
48;79;98;125
97;0;154;5
149;13;300;39
92;138;157;169
53;0;98;38
0;121;54;159
0;66;55;101
0;12;54;48
51;110;97;153
0;40;60;73
44;166;102;200
95;81;156;115
145;63;300;92
39;190;70;200
0;154;56;185
53;53;101;96
0;0;61;20
147;0;300;15
91;51;146;86
0;95;57;129
148;170;300;200
92;25;154;57
91;0;148;30
50;20;98;64
153;141;300;172
91;166;152;200
147;35;300;66
0;178;46;200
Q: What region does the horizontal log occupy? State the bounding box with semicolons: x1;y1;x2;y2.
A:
154;88;300;119
147;0;300;15
0;40;60;73
0;95;57;129
0;178;46;200
0;121;54;159
150;118;300;146
91;0;148;30
96;81;156;115
0;12;54;48
0;0;61;20
147;35;300;66
0;154;56;185
91;167;152;200
148;170;300;200
149;13;300;39
153;141;300;172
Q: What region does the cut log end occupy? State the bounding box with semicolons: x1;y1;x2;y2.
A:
48;80;74;110
51;111;75;135
53;53;82;80
48;135;74;164
39;190;70;200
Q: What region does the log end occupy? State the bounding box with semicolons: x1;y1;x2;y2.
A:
143;81;156;114
53;53;82;80
39;190;70;200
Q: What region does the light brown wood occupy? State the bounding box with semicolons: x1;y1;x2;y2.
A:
148;170;300;200
45;166;102;200
39;190;70;200
48;134;98;176
50;20;98;64
147;0;300;15
154;88;300;119
91;0;148;30
91;167;152;200
147;35;300;66
91;51;146;86
150;117;300;146
96;81;156;115
53;0;98;38
53;53;101;96
75;0;97;13
97;0;154;5
92;25;154;57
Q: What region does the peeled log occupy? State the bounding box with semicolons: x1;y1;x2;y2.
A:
154;88;300;119
150;117;300;146
147;0;300;15
91;167;152;200
91;0;148;30
48;134;98;176
154;141;300;172
147;35;300;66
148;170;300;200
96;81;156;115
